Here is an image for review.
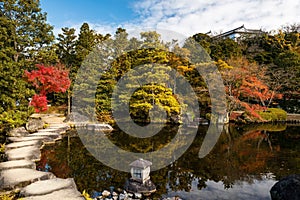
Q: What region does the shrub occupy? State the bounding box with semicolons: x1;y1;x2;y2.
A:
258;108;287;121
0;143;5;153
0;191;18;200
0;110;31;129
0;107;34;136
82;190;93;200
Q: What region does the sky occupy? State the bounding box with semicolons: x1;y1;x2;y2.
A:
40;0;300;37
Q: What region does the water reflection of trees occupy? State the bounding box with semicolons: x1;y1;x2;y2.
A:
37;124;300;197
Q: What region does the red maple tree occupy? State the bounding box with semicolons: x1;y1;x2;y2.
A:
25;64;71;112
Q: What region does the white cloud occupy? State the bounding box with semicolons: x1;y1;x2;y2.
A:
52;0;299;38
131;0;300;36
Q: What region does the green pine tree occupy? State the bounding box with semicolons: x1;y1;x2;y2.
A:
0;0;55;130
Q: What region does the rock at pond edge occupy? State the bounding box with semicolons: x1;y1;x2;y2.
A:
270;174;300;200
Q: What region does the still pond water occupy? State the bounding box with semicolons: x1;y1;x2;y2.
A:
37;124;300;200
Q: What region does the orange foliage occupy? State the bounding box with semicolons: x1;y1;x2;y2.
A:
219;57;283;119
240;102;265;121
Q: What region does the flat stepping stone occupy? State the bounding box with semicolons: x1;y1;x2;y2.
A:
23;188;84;200
28;132;61;140
6;146;40;161
8;136;50;142
37;128;63;132
21;178;78;196
0;160;36;170
5;140;41;150
0;168;54;189
48;127;68;132
49;124;69;128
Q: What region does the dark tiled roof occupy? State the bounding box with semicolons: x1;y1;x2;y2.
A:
213;25;265;39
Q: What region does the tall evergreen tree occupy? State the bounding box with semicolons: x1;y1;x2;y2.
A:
56;27;77;113
0;0;55;130
57;27;77;69
75;22;110;66
1;0;56;65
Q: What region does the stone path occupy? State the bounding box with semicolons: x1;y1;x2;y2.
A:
287;113;300;123
21;178;83;200
0;160;36;170
6;145;41;161
0;114;84;199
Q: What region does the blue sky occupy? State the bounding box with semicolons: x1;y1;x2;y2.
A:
40;0;137;29
40;0;300;36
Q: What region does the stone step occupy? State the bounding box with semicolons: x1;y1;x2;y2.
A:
49;124;69;128
6;146;40;161
5;140;41;150
8;136;51;143
22;188;84;200
0;168;54;189
37;128;64;133
21;178;78;196
0;160;36;170
28;132;61;140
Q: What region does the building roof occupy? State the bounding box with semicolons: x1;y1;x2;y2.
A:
212;25;265;39
130;158;152;169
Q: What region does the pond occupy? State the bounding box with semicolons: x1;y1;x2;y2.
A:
37;123;300;200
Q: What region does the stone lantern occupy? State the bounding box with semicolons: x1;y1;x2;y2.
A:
130;158;152;184
126;158;156;195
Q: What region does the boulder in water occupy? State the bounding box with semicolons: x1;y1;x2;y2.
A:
270;174;300;200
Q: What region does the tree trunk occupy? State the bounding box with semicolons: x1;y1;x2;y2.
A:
67;90;71;116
